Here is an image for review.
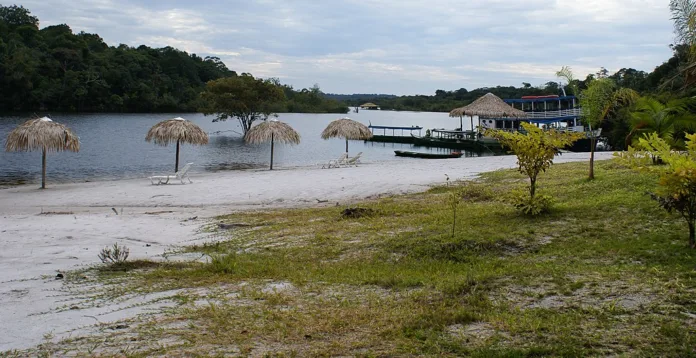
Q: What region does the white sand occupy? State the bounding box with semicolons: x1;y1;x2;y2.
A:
0;152;613;351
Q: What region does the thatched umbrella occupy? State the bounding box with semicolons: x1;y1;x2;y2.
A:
449;93;527;136
245;119;300;170
321;117;372;154
146;117;208;172
5;117;80;189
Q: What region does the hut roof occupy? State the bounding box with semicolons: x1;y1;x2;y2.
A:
146;117;209;146
5;117;80;152
321;117;373;140
360;103;378;108
449;93;527;118
245;120;301;145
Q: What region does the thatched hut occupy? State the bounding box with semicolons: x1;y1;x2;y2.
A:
5;117;80;189
245;119;301;170
360;102;379;110
449;93;527;133
146;117;208;172
321;117;372;154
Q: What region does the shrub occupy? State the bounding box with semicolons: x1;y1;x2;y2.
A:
485;122;582;215
98;244;130;264
616;132;696;248
507;189;553;216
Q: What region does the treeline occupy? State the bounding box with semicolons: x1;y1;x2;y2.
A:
0;5;347;114
340;45;692;112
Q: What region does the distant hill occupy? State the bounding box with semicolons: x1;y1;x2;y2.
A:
322;93;398;101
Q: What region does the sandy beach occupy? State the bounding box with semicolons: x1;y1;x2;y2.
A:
0;152;613;352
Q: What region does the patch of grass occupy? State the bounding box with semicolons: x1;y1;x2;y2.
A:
22;161;696;357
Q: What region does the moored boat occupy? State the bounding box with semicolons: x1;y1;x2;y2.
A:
394;150;463;159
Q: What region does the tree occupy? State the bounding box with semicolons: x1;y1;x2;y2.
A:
200;74;286;136
669;0;696;87
616;132;696;248
485;123;583;215
0;4;38;29
580;78;639;179
628;97;680;144
556;66;581;96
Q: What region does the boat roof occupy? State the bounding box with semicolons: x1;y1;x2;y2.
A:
504;95;577;103
368;125;423;130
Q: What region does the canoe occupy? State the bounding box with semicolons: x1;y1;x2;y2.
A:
394;150;463;159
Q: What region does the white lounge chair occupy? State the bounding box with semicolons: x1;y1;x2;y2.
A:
343;152;363;167
322;153;348;169
149;163;194;185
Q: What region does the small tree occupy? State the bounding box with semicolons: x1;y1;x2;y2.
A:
579;78;638;180
486;122;583;214
616;132;696;248
447;190;462;237
200;74;286;136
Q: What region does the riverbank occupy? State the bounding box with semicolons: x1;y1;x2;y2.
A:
0;152;613;352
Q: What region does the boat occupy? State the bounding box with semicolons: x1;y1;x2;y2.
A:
394;150;463;159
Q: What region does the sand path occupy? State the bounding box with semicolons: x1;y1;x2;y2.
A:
0;152;613;351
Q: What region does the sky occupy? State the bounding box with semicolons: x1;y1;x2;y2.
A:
19;0;676;95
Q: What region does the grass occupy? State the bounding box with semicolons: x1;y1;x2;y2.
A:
9;161;696;357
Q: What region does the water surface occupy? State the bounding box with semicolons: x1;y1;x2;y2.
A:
0;109;486;186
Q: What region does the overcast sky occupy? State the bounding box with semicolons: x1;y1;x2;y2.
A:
20;0;675;95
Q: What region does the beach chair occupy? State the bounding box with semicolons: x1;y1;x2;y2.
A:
322;153;348;169
149;163;194;185
343;152;363;167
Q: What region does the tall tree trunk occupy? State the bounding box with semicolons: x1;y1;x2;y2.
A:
175;140;180;173
589;137;596;180
41;147;46;189
270;134;275;170
690;221;695;249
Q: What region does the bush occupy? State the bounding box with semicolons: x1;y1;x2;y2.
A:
507;190;553;216
98;244;130;264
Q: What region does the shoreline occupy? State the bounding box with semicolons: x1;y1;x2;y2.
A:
0;152;614;352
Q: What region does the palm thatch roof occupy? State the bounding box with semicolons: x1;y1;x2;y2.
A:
5;117;80;152
360;103;378;108
321;117;373;140
245;120;301;145
145;117;209;146
449;93;527;118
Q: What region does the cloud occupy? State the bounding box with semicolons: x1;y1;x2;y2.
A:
20;0;675;95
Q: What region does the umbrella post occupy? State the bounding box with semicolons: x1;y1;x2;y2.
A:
270;133;274;170
175;139;180;173
460;116;463;131
41;147;46;189
345;138;349;154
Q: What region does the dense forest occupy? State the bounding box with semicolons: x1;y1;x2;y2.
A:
338;45;692;112
0;5;348;113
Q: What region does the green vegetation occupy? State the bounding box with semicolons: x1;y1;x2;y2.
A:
0;5;348;114
486;123;583;214
201;75;286;135
618;132;696;248
579;77;639;179
18;161;696;356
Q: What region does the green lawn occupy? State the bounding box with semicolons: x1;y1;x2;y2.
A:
15;160;696;357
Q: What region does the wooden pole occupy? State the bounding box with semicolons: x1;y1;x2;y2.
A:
175;140;180;173
460;116;463;131
345;138;349;154
270;133;275;170
41;147;46;189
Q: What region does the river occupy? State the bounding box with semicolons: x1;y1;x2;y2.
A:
0;109;486;186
